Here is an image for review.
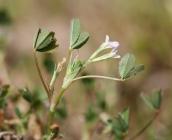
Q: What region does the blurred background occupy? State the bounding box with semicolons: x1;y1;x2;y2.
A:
0;0;172;140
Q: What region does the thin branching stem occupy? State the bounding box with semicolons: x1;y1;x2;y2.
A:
50;75;123;111
128;111;159;140
72;75;124;82
33;51;51;102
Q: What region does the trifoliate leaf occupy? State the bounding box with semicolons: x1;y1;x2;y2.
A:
110;108;130;140
71;32;89;49
34;28;58;52
119;53;135;79
119;53;144;79
70;18;80;47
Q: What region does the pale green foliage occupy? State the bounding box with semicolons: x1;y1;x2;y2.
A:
119;53;144;79
70;19;80;47
34;28;58;52
62;58;83;89
141;89;162;110
70;19;89;49
104;108;130;140
71;32;89;49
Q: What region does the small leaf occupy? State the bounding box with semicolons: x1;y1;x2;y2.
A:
151;89;162;109
96;93;107;111
70;19;80;47
141;89;162;110
128;64;144;77
133;64;144;74
141;93;154;110
110;108;130;140
19;88;32;103
0;85;9;98
0;85;9;108
71;32;89;49
34;28;59;52
15;107;23;119
120;108;129;126
0;98;6;108
85;105;97;122
119;53;135;79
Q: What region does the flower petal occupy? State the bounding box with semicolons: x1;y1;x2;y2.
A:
105;35;110;43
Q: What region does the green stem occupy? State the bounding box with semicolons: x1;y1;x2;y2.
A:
72;75;124;82
128;111;159;140
33;51;51;102
50;88;65;112
50;50;72;112
50;75;123;112
49;66;58;91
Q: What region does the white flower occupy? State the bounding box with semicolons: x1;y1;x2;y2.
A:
103;35;119;51
87;35;120;64
102;35;120;58
110;49;121;58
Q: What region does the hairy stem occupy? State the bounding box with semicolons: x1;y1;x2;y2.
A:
128;111;159;140
33;51;51;102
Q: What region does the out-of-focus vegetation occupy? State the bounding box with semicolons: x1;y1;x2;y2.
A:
0;0;172;140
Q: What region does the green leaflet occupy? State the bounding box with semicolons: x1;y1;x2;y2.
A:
0;85;9;108
70;19;89;49
70;18;80;47
119;53;135;79
71;32;89;49
85;105;98;122
151;89;162;109
19;88;33;103
108;108;130;140
0;84;9;98
120;108;129;127
127;64;145;78
141;89;162;110
15;107;23;119
119;53;144;79
34;28;58;52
